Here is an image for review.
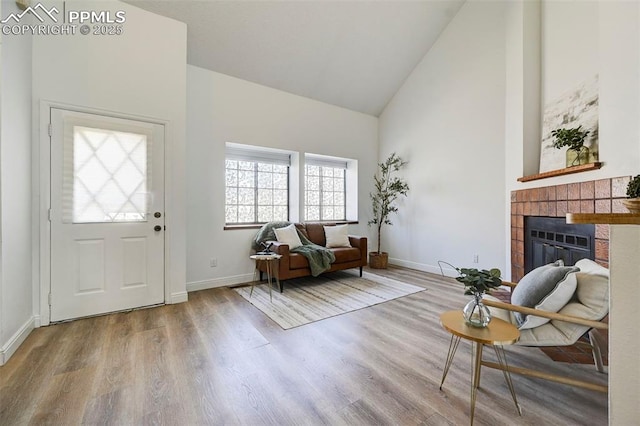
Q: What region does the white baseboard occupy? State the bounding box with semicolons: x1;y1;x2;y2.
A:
169;291;188;304
0;316;35;366
388;257;458;278
187;273;254;293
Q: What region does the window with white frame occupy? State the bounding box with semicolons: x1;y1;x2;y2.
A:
304;155;347;221
225;144;290;224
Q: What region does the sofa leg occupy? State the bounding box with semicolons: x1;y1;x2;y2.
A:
360;266;363;277
279;280;284;293
259;271;264;282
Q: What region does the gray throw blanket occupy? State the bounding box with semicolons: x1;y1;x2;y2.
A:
253;222;336;277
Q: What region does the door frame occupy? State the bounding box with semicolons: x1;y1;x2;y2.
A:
36;101;172;326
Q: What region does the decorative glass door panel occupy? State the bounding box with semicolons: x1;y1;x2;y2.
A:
71;126;149;223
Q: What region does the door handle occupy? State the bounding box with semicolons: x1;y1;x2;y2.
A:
154;225;162;232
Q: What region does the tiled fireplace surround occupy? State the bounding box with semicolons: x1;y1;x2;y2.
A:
510;175;632;282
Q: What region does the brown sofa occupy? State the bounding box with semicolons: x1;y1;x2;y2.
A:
257;222;368;292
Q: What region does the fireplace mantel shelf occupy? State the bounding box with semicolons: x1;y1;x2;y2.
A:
566;213;640;225
518;162;602;182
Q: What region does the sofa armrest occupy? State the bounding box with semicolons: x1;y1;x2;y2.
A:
268;241;289;255
349;235;368;264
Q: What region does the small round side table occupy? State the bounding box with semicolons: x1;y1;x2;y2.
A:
439;310;521;425
249;253;282;302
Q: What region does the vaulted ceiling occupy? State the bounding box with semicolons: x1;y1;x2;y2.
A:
125;1;464;116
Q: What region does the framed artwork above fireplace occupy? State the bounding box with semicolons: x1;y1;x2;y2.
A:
540;74;599;173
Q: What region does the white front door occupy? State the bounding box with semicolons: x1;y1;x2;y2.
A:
50;109;165;322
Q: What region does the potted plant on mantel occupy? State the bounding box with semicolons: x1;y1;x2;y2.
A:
551;125;591;167
623;174;640;213
368;153;409;269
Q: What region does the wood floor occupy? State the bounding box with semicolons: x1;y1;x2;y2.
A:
0;266;607;425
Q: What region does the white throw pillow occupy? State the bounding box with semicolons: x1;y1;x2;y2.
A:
573;258;609;320
518;271;578;330
273;224;302;249
324;224;351;248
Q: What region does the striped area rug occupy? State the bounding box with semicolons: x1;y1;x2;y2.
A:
233;270;425;329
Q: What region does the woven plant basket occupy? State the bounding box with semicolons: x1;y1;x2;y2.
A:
369;252;389;269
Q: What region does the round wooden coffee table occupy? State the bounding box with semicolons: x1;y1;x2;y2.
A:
439;310;521;425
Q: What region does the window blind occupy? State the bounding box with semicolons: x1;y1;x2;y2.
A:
226;144;291;166
305;154;348;169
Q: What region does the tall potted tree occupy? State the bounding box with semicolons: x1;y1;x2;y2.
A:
368;153;409;269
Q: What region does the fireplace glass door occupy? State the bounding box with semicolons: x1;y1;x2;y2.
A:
525;217;595;273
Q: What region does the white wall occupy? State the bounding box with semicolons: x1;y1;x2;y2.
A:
186;66;378;290
31;0;187;321
0;0;3;364
378;0;507;276
504;0;542;275
0;0;34;365
507;0;640;190
542;1;599;105
609;225;640;424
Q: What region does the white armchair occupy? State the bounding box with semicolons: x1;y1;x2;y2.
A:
482;258;609;392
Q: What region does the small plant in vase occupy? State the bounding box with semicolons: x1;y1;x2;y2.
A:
551;125;591;167
623;174;640;214
455;267;503;327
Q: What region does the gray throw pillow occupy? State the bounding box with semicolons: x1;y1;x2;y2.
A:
511;261;580;327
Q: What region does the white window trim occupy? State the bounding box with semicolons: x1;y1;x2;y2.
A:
222;146;358;226
303;153;357;222
224;142;293;225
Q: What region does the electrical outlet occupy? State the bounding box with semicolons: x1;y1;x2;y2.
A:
210;258;217;267
473;254;479;263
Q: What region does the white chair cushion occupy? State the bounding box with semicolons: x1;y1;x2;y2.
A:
324;224;351;248
518;321;587;346
575;258;609;277
273;223;303;249
483;294;590;346
573;258;609;321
